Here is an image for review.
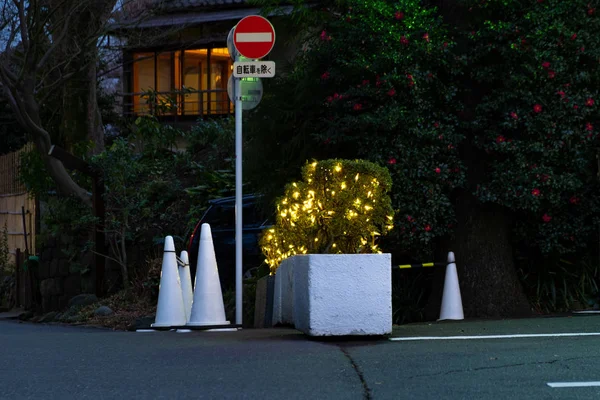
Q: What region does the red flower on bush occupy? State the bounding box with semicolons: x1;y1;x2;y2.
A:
443;42;448;48
589;7;596;15
320;30;332;41
542;61;551;69
326;96;333;103
321;72;330;80
362;79;369;86
435;167;441;174
569;196;580;204
574;104;579;109
510;112;518;119
353;103;362;111
434;121;440;128
388;158;397;165
548;70;555;79
423;33;430;42
400;35;409;45
387;88;396;96
557;90;566;98
532;188;541;196
406;74;414;87
333;93;340;100
424;224;432;232
496;135;505;143
542;214;552;223
586;122;594;131
571;33;577;40
533;104;543;113
395;11;404;20
586;98;595;106
407;215;413;221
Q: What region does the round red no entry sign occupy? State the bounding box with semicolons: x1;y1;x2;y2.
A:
233;15;276;60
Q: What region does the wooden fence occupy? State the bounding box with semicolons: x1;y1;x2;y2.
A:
0;144;36;267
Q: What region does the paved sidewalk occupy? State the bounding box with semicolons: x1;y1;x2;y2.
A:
0;308;24;319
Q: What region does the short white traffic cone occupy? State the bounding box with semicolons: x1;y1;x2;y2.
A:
187;224;230;326
178;250;194;322
438;251;464;321
151;236;187;328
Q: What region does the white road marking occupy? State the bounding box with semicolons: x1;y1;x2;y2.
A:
547;382;600;388
389;332;600;341
236;33;272;43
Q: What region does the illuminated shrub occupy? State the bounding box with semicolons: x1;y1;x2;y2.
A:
260;159;394;273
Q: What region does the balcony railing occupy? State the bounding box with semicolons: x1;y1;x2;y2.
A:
121;89;233;118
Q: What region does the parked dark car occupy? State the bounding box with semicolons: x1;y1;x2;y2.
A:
187;195;272;289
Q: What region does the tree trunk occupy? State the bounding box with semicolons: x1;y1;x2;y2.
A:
87;61;105;154
427;191;532;319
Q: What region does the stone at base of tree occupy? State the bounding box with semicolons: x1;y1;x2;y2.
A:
39;311;58;323
18;311;34;320
94;306;113;316
127;315;155;331
67;294;98;308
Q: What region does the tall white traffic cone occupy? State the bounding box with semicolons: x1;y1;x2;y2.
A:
438;251;464;321
187;224;230;326
178;250;194;322
151;236;187;328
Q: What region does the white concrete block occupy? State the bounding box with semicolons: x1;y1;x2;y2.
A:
293;254;392;336
272;257;295;326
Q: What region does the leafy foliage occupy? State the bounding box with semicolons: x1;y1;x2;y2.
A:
261;159;394;272
248;0;465;258
463;0;600;254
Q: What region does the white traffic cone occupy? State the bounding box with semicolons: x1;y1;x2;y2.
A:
178;250;194;322
438;251;464;321
187;224;230;326
151;236;187;328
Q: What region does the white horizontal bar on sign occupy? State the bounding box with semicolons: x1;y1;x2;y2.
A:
548;382;600;388
236;32;272;43
233;61;276;78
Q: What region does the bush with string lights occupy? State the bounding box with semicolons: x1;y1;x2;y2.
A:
260;159;395;273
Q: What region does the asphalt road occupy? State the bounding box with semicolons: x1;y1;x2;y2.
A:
1;316;600;399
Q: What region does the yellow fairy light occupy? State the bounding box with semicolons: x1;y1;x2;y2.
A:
355;173;360;181
314;237;319;242
332;243;337;248
364;205;372;211
341;182;346;190
293;191;300;199
311;161;317;168
335;164;342;172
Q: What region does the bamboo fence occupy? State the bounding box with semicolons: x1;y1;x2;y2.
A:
0;143;35;267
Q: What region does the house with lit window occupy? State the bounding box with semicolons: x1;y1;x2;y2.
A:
109;0;295;125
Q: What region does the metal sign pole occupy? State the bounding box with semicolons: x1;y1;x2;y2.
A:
234;53;243;326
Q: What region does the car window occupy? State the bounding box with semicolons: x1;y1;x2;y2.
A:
202;201;264;229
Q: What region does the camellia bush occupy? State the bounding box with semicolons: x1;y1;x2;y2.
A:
247;0;465;257
463;0;600;254
260;159;394;272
